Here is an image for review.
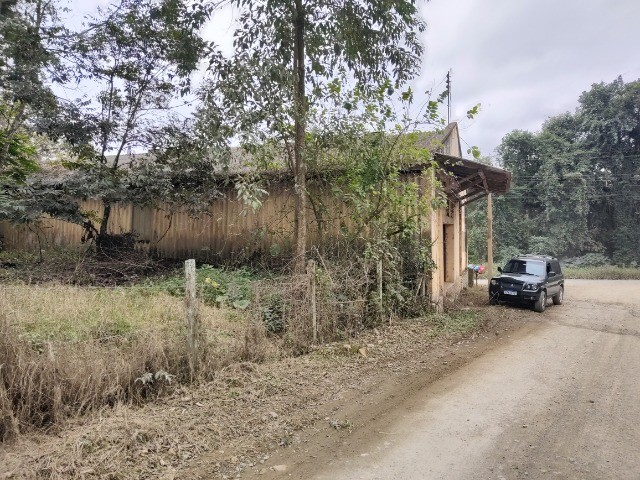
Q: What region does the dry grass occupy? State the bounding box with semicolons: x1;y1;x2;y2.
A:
1;285;184;343
563;266;640;280
0;252;442;442
0;285;505;479
0;285;251;441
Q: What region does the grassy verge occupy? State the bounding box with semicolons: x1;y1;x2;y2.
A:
428;310;480;338
0;255;491;442
563;266;640;280
0;284;251;441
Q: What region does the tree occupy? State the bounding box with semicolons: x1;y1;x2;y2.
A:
0;0;63;181
1;0;218;244
48;0;212;240
201;0;426;270
577;77;640;264
488;76;640;265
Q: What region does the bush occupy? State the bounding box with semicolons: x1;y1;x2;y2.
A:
563;265;640;280
260;293;286;334
153;265;255;309
496;245;522;266
563;253;611;268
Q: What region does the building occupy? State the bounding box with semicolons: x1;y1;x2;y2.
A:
0;123;510;306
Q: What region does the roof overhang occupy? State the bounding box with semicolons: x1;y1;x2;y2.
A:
435;153;511;205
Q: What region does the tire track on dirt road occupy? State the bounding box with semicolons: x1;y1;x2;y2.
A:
260;280;640;480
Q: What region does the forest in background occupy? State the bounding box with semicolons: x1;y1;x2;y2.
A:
467;77;640;268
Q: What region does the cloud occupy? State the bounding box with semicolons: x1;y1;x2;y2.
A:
66;0;640;159
416;0;640;156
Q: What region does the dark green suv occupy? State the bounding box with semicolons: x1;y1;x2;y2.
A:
488;255;564;313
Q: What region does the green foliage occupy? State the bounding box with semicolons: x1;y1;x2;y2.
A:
0;128;39;182
1;0;217;234
259;294;286;334
298;84;446;316
153;265;255;309
480;76;640;265
199;0;427;268
465;197;487;264
563;253;611;268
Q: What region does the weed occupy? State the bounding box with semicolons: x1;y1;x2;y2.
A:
150;265;256;309
427;311;480;338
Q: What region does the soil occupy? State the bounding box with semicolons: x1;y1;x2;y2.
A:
2;280;637;479
258;279;640;480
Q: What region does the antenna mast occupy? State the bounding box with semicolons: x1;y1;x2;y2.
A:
446;69;451;124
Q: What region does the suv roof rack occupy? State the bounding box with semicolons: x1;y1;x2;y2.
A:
516;254;557;260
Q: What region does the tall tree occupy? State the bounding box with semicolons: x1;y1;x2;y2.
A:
202;0;426;270
483;77;640;265
577;77;640;264
0;0;63;180
1;0;219;241
53;0;211;239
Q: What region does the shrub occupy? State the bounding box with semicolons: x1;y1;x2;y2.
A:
563;253;611;268
153;265;255;309
260;293;286;334
563;266;640;280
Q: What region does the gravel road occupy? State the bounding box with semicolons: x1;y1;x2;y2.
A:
280;280;640;480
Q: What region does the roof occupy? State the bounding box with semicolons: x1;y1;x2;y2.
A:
32;123;510;204
400;153;511;205
436;153;511;205
514;254;558;261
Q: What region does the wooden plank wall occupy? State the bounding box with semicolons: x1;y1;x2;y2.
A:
0;173;435;263
0;183;301;262
0;199;133;251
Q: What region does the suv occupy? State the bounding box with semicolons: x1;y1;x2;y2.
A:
489;255;564;313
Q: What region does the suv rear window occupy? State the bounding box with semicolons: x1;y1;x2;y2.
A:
502;259;545;276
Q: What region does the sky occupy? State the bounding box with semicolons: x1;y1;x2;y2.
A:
66;0;640;159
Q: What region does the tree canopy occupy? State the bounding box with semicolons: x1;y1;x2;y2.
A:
468;77;640;266
0;0;216;238
200;0;427;269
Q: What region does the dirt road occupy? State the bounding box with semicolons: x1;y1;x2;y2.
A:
265;280;640;479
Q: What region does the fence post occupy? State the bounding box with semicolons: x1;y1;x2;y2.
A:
377;259;383;319
185;259;199;379
308;259;317;343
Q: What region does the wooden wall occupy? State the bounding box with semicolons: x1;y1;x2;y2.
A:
0;173;453;279
0;181;373;262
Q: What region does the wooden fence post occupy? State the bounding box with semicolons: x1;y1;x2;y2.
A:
308;259;317;343
377;259;383;319
185;259;199;379
487;193;493;278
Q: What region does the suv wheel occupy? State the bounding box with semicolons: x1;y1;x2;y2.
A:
534;290;546;313
553;287;564;305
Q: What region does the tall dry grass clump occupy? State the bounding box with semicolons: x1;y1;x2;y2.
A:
251;254;389;354
249;242;435;354
0;311;183;441
0;285;246;441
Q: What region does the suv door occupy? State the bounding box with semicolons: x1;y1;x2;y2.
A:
546;261;561;295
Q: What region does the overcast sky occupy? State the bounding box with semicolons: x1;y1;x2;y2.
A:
68;0;640;158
